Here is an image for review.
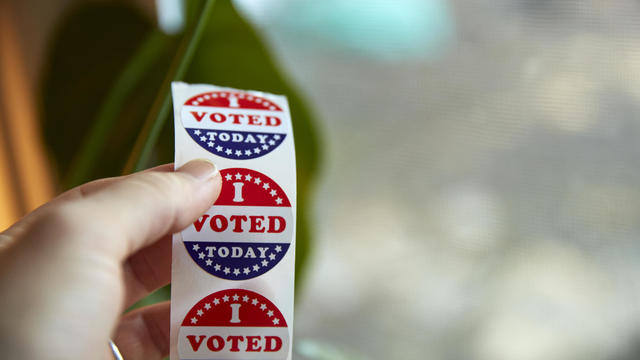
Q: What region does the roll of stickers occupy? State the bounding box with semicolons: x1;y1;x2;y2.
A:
170;82;296;360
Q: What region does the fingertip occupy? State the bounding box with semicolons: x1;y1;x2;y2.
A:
178;159;222;209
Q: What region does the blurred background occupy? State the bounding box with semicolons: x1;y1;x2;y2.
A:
3;0;640;359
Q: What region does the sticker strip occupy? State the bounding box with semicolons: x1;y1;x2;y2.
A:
170;82;296;360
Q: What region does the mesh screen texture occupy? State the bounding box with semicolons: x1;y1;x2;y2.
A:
237;1;640;358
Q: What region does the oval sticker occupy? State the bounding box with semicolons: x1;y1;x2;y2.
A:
182;91;287;159
178;289;289;359
182;168;292;280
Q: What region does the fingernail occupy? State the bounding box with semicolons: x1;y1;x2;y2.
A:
178;159;219;181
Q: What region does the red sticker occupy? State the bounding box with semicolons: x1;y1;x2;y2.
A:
185;91;283;111
182;168;293;280
181;91;287;160
178;289;290;359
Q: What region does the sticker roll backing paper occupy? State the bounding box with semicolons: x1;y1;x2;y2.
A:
170;82;296;360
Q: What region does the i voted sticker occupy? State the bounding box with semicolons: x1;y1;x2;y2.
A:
178;289;289;360
172;83;297;360
182;168;292;280
182;91;288;159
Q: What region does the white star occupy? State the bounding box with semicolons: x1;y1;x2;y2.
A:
268;140;276;145
245;174;252;181
267;310;274;317
254;148;261;154
205;259;212;266
242;295;249;302
194;129;201;135
207;141;214;147
204;303;211;310
232;294;239;301
216;145;223;152
269;253;276;260
273;318;280;325
252;299;259;305
222;295;229;302
235;150;242;157
225;174;232;181
197;309;203;316
191;317;198;324
270;189;277;196
263;183;270;190
275;198;283;205
200;136;207;142
275;245;282;253
223;267;230;274
260;304;267;310
213;298;220;305
214;264;221;271
235;173;242;180
198;252;205;259
233;268;240;276
253;264;260;271
243;267;250;274
274;135;281;140
244;150;252;156
192;244;200;251
269;106;276;110
262;144;269;150
254;178;261;184
225;149;232;155
261;260;269;267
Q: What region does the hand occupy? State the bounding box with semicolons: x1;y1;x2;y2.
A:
0;160;222;360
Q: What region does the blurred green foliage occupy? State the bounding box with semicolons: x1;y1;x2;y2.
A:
39;0;320;304
40;3;174;182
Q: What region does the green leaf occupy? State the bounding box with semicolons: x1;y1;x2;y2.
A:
184;0;322;286
64;30;170;188
123;0;217;173
40;0;320;292
40;3;175;185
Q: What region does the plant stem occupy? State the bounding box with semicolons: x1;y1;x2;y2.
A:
123;0;216;174
64;31;168;189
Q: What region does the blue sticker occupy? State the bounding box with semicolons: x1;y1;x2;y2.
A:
181;90;288;160
184;242;290;280
185;128;286;159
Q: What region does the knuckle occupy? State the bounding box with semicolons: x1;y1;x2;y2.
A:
31;202;84;239
33;201;119;248
129;171;194;220
136;171;188;196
